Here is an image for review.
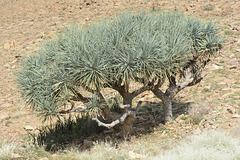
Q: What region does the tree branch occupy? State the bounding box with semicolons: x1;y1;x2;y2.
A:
92;101;143;128
108;95;130;109
153;78;165;91
152;88;165;100
92;113;128;128
131;83;153;98
178;66;192;90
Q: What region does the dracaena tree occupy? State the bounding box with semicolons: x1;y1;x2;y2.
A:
17;11;222;137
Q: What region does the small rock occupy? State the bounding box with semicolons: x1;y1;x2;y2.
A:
178;119;185;123
39;157;49;160
85;17;90;21
11;41;17;47
232;114;240;118
222;88;231;92
48;31;54;38
211;64;223;70
24;125;35;131
229;65;237;69
4;43;11;50
227;107;236;114
218;82;227;87
11;60;17;64
236;49;240;52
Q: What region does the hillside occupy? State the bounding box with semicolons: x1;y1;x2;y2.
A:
0;0;239;159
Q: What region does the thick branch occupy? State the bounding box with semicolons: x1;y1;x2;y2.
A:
188;76;204;86
131;84;153;98
135;101;143;113
108;95;130;109
152;88;165;100
92;113;128;128
178;66;192;90
93;101;142;128
153;78;165;91
95;90;123;120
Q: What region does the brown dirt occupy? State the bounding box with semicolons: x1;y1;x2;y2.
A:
0;0;240;143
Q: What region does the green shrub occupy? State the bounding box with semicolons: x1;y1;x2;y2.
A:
17;10;223;135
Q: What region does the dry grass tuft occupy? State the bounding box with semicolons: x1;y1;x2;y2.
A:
152;130;240;160
0;141;17;160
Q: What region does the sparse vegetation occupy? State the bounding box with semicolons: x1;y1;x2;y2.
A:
152;130;240;160
1;130;240;159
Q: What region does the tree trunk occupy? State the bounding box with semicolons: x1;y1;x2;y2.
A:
121;94;134;138
121;116;136;139
122;93;133;106
162;98;173;123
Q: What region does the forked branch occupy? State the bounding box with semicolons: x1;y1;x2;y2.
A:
108;95;130;109
93;101;143;128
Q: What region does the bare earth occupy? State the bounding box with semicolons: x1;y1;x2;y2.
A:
0;0;240;143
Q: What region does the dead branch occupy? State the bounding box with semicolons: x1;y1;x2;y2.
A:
92;101;143;128
108;95;130;109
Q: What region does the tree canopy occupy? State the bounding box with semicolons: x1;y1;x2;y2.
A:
17;11;222;124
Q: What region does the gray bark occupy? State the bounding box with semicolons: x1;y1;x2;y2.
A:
162;98;173;123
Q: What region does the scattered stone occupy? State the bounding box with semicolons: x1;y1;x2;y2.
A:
236;49;240;52
24;125;35;131
39;157;49;160
11;60;17;64
48;31;54;38
211;64;223;70
178;119;185;123
218;82;227;86
4;43;11;50
221;88;231;92
229;65;237;69
232;27;239;31
227;107;236;114
11;41;17;47
85;17;90;21
232;114;240;118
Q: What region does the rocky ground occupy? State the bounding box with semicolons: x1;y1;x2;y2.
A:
0;0;239;150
